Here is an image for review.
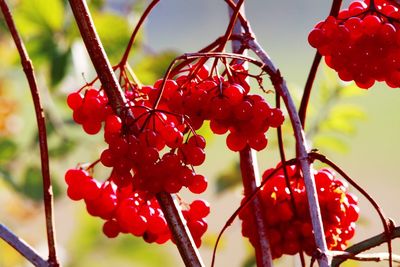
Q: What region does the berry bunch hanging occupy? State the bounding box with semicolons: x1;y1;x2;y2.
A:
239;164;359;258
65;168;209;246
308;0;400;88
65;60;283;246
164;63;284;152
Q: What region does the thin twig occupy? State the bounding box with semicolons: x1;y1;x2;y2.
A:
67;1;203;266
0;224;49;267
0;1;59;266
331;226;400;266
119;0;160;65
331;251;400;264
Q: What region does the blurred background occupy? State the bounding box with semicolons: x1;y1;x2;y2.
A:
0;0;399;266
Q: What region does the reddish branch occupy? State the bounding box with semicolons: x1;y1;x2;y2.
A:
67;1;203;266
0;1;59;266
0;224;49;267
298;0;343;128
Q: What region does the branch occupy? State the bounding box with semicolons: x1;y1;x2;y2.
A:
0;224;49;267
246;35;331;267
239;148;274;267
0;1;59;266
298;0;343;128
229;2;273;266
331;251;400;264
332;226;400;266
67;1;203;266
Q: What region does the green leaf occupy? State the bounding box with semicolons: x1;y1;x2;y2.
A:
48;138;76;158
0;138;18;163
19;166;43;201
18;166;61;201
241;255;256;267
339;83;366;97
215;162;241;194
0;167;18;190
92;12;132;63
50;48;71;86
320;117;356;135
134;51;180;85
14;0;64;36
313;135;349;154
330;104;366;120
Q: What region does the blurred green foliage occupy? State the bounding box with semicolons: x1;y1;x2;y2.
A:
0;1;178;266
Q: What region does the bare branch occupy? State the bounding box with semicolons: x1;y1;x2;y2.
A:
0;224;49;267
331;251;400;264
332;226;400;266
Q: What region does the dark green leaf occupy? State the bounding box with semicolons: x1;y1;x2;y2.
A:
18;166;61;201
50;48;71;86
215;162;241;194
241;254;256;267
92;12;132;63
49;138;76;158
0;138;18;163
0;167;18;190
134;51;180;85
19;166;43;201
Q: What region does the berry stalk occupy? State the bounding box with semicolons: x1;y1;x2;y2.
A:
0;1;59;266
67;1;203;266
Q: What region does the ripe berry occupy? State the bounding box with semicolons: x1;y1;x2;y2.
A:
240;164;360;259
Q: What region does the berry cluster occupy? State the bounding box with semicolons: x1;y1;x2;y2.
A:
67;88;112;134
68;84;207;195
308;0;400;88
239;164;359;258
66;61;282;246
164;64;284;151
65;168;209;246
